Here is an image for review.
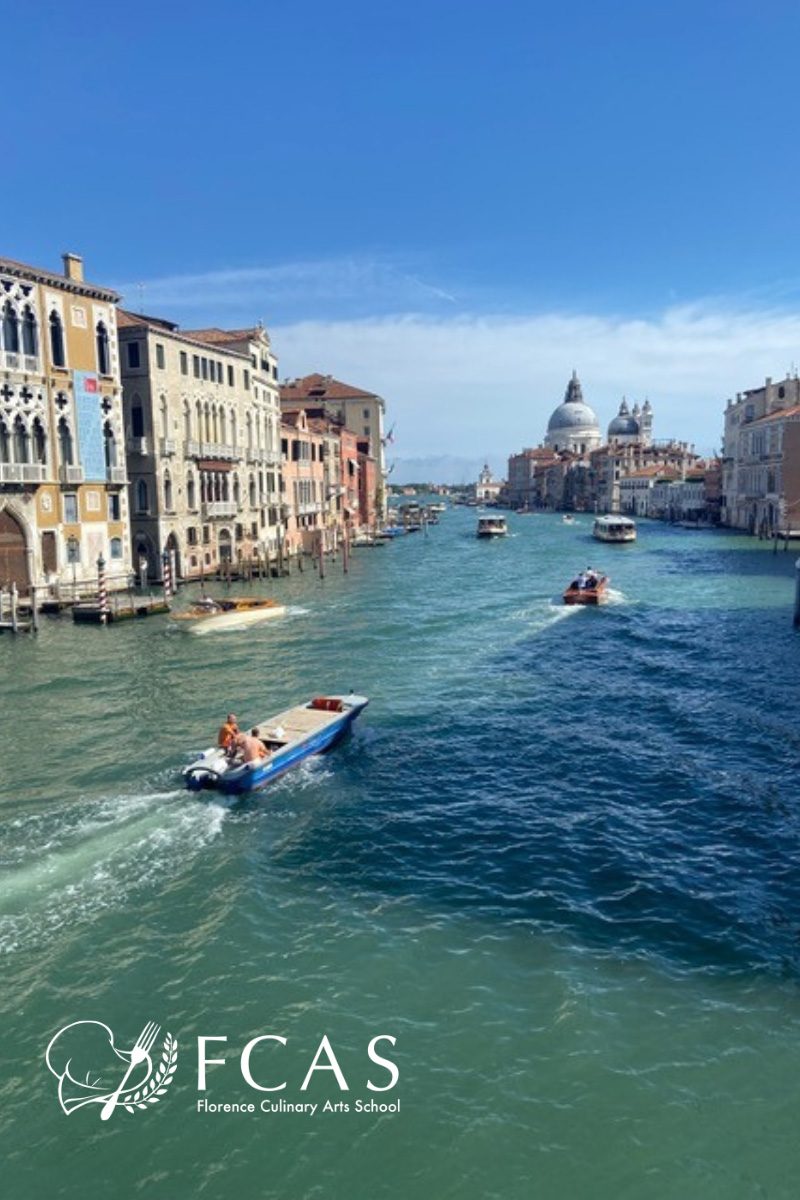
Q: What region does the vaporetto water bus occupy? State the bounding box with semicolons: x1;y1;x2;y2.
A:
476;515;508;538
592;515;637;543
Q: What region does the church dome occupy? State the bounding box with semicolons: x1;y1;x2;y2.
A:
546;371;600;433
608;414;641;436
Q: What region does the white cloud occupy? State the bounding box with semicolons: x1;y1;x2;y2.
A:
114;259;800;462
274;304;800;460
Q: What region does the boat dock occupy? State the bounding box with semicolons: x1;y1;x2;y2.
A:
72;595;171;624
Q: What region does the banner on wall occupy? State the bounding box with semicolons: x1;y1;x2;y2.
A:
73;370;107;482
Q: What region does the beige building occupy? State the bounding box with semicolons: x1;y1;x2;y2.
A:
118;314;283;580
722;375;800;535
279;373;387;521
0;252;130;597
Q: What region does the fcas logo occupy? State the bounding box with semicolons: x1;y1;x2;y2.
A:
45;1021;178;1118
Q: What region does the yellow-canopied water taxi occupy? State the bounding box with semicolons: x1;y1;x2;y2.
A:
171;596;286;635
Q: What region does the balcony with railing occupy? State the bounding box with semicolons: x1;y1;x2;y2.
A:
126;436;149;455
202;500;238;519
107;467;127;485
22;463;48;483
0;350;42;374
160;438;177;456
199;441;238;461
59;465;85;484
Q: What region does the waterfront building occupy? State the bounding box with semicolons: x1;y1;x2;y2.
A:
592;437;695;514
356;436;378;530
544;371;603;455
117;314;283;580
0;252;130;598
619;465;680;517
722;375;800;535
505;447;558;509
279;373;387;521
280;410;327;555
476;462;502;504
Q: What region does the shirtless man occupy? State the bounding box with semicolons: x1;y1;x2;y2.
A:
236;728;269;763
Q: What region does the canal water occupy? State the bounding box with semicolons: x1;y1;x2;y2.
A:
1;509;799;1199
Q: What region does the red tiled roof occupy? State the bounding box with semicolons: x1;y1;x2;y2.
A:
117;309;178;331
624;465;679;479
752;404;800;424
279;372;380;403
182;327;260;345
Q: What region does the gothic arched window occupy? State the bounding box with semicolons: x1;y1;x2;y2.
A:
58;417;74;466
187;473;196;509
22;307;38;356
103;420;117;468
13;416;30;463
136;479;149;513
32;418;47;464
50;311;66;366
0;421;10;463
3;303;19;353
96;321;110;375
164;472;173;511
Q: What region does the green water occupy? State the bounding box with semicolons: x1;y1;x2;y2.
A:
1;512;799;1199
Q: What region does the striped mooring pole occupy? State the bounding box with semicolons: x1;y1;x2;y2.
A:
97;554;109;625
162;549;173;600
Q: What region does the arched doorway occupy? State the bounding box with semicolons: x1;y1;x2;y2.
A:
0;508;30;591
165;531;181;581
218;527;232;564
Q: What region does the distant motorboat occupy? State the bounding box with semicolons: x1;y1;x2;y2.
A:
562;514;575;524
563;571;609;605
592;515;637;543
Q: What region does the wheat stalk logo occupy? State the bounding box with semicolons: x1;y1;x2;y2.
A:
119;1032;178;1112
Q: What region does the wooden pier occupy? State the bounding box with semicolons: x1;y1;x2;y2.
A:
72;595;171;624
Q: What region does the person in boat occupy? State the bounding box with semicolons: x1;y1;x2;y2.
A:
234;728;270;764
218;713;239;754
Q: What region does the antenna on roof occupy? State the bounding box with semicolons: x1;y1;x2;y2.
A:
137;282;146;313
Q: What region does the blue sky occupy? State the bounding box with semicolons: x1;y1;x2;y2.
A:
6;0;800;474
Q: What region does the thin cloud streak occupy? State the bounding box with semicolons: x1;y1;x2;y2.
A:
113;258;460;315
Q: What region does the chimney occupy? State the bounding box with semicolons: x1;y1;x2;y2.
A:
62;252;84;282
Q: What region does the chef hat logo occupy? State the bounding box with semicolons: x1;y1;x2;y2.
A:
45;1020;177;1117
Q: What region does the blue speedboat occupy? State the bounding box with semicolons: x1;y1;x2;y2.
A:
183;693;368;795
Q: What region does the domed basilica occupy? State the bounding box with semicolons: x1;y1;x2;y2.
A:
544;372;653;452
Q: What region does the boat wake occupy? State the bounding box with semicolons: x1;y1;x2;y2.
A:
0;790;226;954
511;601;582;633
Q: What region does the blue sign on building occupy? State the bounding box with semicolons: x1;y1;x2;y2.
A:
73;371;107;482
